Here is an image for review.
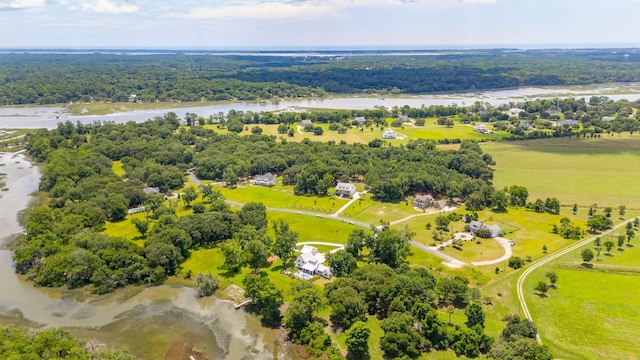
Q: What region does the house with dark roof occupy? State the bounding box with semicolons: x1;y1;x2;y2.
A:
335;182;357;197
469;221;501;238
397;115;411;123
414;194;434;208
557;119;578;127
253;173;276;187
518;121;535;130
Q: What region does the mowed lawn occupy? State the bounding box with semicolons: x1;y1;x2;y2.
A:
482;136;640;209
219;183;349;213
524;266;640;359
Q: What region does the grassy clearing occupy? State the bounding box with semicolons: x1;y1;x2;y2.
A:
446;238;506;263
267;211;355;244
524;266;640;359
482;136;640;209
180;248;305;303
219;183;348;214
112;160;125;177
349;196;421;224
67;100;234;116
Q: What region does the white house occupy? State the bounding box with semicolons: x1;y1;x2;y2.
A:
382;128;397;139
335;182;357;197
473;124;490;134
295;245;332;279
253;173;276;186
469;221;501;238
509;108;524;116
354;116;367;125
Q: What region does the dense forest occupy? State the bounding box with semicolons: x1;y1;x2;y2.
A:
2;49;640;104
0;325;135;359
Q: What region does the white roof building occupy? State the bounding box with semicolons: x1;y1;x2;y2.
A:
382;129;397;139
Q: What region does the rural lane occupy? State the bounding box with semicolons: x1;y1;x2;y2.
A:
517;218;634;344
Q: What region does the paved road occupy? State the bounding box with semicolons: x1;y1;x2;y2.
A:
188;171;463;264
516;219;633;344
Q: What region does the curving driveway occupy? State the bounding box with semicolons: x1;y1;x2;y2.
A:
471;237;512;266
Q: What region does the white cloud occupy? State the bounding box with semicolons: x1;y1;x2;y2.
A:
462;0;496;3
0;0;47;10
167;1;332;20
79;0;138;14
166;0;496;19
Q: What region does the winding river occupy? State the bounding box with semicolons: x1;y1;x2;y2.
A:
0;152;273;360
2;83;640;129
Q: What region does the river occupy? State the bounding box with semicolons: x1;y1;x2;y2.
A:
2;83;640;129
0;152;274;360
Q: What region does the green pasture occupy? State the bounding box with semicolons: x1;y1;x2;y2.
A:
524;265;640;359
401;124;509;142
482;136;640;209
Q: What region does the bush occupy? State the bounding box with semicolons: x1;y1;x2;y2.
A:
508;256;525;269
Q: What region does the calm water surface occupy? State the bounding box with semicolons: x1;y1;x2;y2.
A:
2;84;640;129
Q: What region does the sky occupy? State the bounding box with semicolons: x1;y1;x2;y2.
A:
1;0;640;49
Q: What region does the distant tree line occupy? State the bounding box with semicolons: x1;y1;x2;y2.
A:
4;50;640;104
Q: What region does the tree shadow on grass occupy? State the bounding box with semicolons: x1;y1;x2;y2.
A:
580;262;594;269
603;253;614;257
627;244;635;248
218;267;241;279
534;292;548;298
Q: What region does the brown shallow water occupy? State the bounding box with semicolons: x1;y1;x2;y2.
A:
0;152;274;360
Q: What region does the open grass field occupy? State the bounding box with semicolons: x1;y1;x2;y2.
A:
349;195;421;223
446;238;506;263
524;265;640;359
266;211;355;244
482;136;640;209
202;119;509;146
219;183;349;213
67;100;234;116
